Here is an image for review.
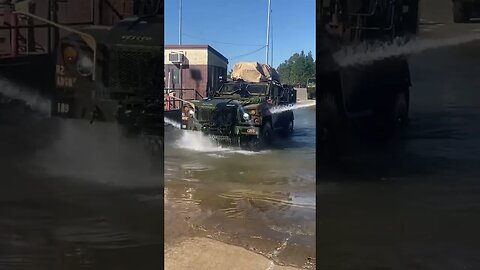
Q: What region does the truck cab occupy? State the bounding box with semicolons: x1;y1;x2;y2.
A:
453;0;480;23
307;78;316;100
52;7;163;135
317;0;419;157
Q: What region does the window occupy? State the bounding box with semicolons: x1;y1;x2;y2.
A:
171;68;180;85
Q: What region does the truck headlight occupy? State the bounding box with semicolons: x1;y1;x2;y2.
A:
243;113;250;120
77;55;94;77
63;46;78;63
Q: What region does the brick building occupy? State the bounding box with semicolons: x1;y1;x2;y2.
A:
164;45;228;100
0;0;140;56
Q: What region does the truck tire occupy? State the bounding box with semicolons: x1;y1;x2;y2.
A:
260;121;273;145
279;119;294;137
318;91;342;160
373;89;409;141
246;121;273;151
453;1;469;23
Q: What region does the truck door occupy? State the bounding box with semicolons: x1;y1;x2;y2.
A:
271;85;287;129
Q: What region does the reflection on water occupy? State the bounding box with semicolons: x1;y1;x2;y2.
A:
164;106;316;268
0;106;163;270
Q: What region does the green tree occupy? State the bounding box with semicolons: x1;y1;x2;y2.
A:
277;50;315;87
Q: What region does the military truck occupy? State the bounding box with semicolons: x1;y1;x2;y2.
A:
317;0;419;156
307;78;316;99
181;62;296;150
452;0;480;23
50;1;163;137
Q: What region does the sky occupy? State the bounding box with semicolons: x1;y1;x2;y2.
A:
164;0;316;70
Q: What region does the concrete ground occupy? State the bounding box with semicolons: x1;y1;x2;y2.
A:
165;237;300;270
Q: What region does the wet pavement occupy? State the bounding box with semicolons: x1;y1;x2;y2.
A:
318;1;480;269
0;98;163;270
164;101;316;269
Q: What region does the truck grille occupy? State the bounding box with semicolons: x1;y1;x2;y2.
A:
109;45;163;92
197;107;237;124
213;108;236;125
197;107;215;122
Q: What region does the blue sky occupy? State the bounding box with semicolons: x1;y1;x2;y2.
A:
164;0;316;70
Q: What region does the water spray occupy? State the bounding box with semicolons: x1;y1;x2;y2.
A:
334;34;480;67
269;103;316;114
0;78;51;115
164;117;182;129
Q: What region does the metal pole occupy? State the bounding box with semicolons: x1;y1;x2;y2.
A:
179;0;182;45
271;16;273;67
265;0;271;64
90;0;95;24
10;12;17;57
27;2;36;54
47;0;51;53
179;63;183;93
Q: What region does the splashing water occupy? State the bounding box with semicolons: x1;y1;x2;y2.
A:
334;34;480;67
0;78;51;115
175;130;228;152
164;117;182;129
174;130;266;156
163;117;268;156
269;102;316;114
164;117;266;155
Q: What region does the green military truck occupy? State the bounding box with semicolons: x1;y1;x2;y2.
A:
318;0;419;157
453;0;480;23
307;78;316;99
181;62;296;150
50;1;163;137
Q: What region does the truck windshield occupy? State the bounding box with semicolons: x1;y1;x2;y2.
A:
246;84;267;95
217;84;243;95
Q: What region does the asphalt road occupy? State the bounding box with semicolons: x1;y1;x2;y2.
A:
164;100;316;269
318;1;480;269
0;97;163;270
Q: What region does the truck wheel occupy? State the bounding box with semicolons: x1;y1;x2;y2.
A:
250;122;272;150
318;92;342;160
279;119;294;138
453;2;469;23
374;89;409;141
260;121;273;145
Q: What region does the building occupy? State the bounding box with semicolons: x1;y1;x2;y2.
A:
164;45;228;100
0;0;150;94
0;0;141;56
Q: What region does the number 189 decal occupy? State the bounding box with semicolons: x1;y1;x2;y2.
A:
57;103;70;114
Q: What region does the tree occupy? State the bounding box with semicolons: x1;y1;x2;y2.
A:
277;50;315;87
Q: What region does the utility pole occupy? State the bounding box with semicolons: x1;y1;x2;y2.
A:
271;19;274;67
178;0;183;91
179;0;182;45
265;0;271;64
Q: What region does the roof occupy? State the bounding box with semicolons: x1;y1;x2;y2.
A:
165;45;228;63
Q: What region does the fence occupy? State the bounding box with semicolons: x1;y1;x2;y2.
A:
164;88;203;111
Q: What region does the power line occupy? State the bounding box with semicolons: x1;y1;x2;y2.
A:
182;33;265;47
229;45;267;61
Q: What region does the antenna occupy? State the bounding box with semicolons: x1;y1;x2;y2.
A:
265;0;271;64
179;0;182;45
271;21;274;67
